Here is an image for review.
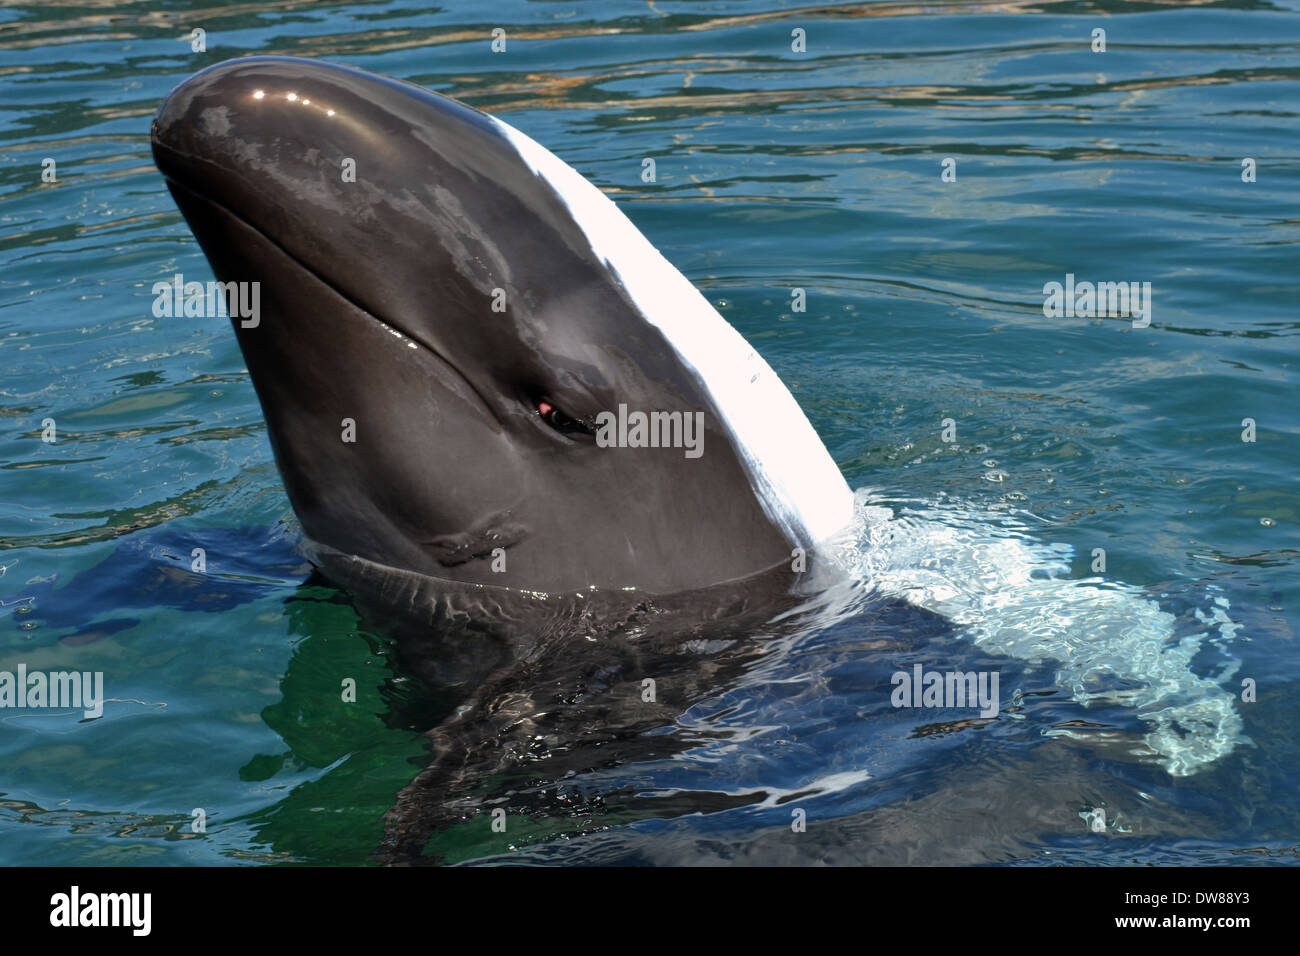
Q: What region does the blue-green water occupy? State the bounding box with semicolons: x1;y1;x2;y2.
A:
1;0;1297;865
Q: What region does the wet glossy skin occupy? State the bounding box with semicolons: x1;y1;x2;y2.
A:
152;56;793;595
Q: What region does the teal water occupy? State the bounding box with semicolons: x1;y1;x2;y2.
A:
1;0;1297;865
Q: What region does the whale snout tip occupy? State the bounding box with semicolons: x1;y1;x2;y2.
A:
151;56;332;156
150;58;241;161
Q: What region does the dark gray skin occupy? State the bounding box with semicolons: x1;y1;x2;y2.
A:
151;56;798;597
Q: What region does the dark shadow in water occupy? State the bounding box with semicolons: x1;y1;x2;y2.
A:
328;567;955;864
7;524;309;645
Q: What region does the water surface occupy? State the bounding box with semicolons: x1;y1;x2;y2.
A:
1;0;1297;865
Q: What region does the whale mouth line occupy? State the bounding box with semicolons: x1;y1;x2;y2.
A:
161;175;505;428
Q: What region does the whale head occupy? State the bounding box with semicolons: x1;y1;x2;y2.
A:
151;56;852;595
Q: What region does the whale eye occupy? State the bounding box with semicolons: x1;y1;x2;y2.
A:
537;400;592;436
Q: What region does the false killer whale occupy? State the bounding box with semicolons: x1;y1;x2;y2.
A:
148;58;1245;861
150;55;854;602
151;57;871;861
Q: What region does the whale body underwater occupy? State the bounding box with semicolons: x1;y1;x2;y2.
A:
151;57;1244;839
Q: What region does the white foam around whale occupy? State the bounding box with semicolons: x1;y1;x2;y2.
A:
841;488;1246;777
491;116;855;551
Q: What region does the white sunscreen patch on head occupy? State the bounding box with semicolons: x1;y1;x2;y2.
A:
490;116;854;549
